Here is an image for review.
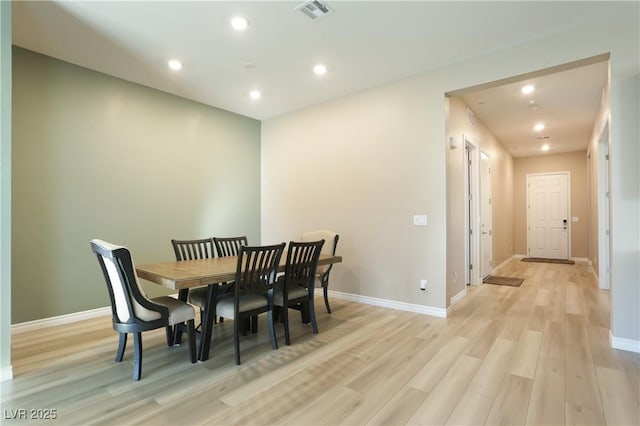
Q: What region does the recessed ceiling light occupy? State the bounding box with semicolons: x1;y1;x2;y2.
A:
168;59;182;71
534;123;545;132
313;64;327;76
249;90;261;100
231;16;249;31
521;85;535;95
541;144;550;152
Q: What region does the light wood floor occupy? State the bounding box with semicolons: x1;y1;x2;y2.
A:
2;259;639;425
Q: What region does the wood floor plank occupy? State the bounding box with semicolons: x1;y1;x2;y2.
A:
595;365;640;426
565;313;606;425
407;355;482;425
446;338;516;425
525;356;565;425
485;373;534;426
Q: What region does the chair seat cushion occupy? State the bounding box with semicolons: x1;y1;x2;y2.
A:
152;296;195;326
274;281;309;306
216;294;268;319
188;284;233;310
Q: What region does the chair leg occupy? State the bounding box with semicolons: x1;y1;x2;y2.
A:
165;326;174;347
323;284;332;313
115;332;127;362
309;297;319;334
267;309;278;350
234;317;241;365
251;315;258;334
283;305;291;345
133;332;142;381
187;320;196;364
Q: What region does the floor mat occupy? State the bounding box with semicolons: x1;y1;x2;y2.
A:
521;257;575;265
482;275;524;287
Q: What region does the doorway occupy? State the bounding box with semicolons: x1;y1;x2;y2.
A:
464;136;480;285
479;152;493;278
526;172;571;259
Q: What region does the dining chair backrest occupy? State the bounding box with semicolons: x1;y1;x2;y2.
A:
91;239;167;326
301;230;339;275
171;237;215;261
214;236;248;257
284;240;325;290
234;243;285;297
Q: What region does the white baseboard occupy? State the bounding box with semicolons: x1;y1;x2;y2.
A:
447;287;467;316
326;289;447;318
610;330;640;353
1;365;13;382
11;306;111;335
450;288;467;306
571;257;591;264
493;255;520;271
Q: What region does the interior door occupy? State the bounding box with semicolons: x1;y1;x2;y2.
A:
480;152;492;278
527;172;569;259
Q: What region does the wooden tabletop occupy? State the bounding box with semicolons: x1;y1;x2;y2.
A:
136;254;343;290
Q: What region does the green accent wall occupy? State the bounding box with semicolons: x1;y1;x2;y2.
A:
11;47;261;323
1;0;13;380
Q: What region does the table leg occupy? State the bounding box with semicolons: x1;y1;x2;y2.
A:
173;289;189;345
198;284;218;361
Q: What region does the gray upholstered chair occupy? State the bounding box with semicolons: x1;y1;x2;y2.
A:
301;230;339;313
90;239;196;380
274;239;324;345
216;243;285;365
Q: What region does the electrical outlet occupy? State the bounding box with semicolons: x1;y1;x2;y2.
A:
420;279;427;291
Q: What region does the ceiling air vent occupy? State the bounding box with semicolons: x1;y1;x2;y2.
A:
296;0;334;20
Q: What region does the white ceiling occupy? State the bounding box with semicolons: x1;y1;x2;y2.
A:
12;1;625;157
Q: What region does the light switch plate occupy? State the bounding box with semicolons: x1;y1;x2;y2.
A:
413;215;428;226
572;217;579;222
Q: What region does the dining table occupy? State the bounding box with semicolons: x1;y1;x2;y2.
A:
135;253;343;361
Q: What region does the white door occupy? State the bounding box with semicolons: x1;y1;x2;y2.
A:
480;152;492;278
527;172;570;259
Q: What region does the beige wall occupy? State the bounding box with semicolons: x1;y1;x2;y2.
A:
446;96;514;304
262;80;448;310
513;152;589;258
12;47;262;323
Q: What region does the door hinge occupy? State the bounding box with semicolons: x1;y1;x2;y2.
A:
469;264;473;270
606;154;609;161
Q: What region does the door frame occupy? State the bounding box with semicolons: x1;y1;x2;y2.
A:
526;171;572;259
597;118;611;289
464;134;481;286
479;151;493;278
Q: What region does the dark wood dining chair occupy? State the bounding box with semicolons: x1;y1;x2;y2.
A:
215;243;285;365
214;236;248;257
90;239;196;380
171;237;218;345
172;237;215;261
274;239;324;345
301;230;340;313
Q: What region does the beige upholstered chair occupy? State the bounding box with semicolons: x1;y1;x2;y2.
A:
274;240;324;345
301;230;339;313
90;239;196;380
